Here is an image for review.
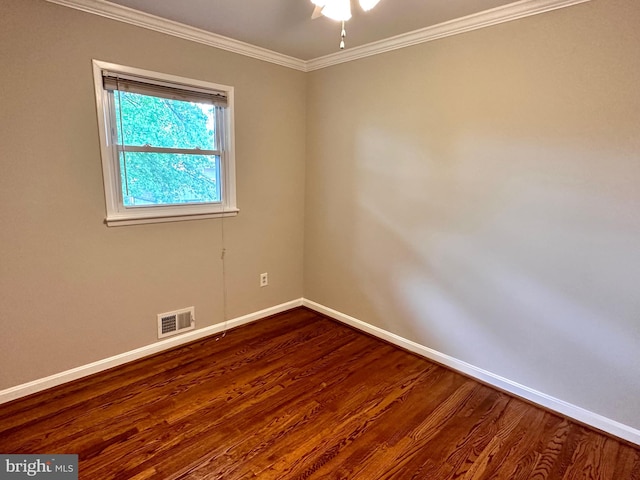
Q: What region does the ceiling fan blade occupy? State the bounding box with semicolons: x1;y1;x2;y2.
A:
359;0;381;11
311;5;324;20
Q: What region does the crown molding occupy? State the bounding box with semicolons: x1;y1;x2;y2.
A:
46;0;590;73
306;0;591;70
44;0;307;72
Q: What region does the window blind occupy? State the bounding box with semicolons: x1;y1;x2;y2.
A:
102;72;228;107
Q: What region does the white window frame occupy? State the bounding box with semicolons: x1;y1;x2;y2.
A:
92;59;238;226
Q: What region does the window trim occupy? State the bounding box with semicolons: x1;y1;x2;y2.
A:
92;59;238;226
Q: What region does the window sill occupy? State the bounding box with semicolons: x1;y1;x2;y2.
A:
105;208;239;227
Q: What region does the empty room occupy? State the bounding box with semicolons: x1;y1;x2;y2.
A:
0;0;639;478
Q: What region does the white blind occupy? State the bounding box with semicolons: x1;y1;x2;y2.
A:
102;72;228;107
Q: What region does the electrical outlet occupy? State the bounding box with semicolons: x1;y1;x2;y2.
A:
260;272;268;287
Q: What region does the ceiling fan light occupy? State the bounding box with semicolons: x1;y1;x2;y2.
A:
359;0;381;11
321;0;352;21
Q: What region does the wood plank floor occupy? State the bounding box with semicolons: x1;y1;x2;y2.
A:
0;307;638;479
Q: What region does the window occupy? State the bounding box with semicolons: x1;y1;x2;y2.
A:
92;60;237;226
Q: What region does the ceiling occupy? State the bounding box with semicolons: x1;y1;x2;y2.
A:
104;0;519;60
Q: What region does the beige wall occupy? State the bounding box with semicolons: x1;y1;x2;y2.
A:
0;0;306;388
305;0;640;430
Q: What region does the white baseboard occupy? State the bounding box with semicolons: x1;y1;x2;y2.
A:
3;297;638;446
0;299;303;405
302;299;640;446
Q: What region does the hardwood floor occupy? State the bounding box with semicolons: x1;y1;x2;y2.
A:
0;307;638;479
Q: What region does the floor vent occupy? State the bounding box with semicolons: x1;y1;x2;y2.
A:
157;307;195;339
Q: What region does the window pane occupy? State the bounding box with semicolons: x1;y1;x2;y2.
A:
119;152;220;206
114;91;217;150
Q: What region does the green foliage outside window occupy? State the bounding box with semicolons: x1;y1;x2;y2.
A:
114;92;220;206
